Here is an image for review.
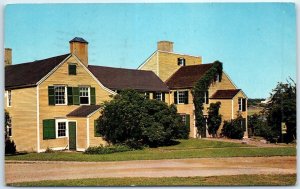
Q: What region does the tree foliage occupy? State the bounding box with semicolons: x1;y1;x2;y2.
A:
207;101;222;137
192;61;223;137
265;79;296;143
96;90;187;148
5;110;16;154
248;113;275;141
221;115;244;139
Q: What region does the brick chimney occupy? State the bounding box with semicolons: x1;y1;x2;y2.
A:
157;41;173;52
69;37;88;67
5;48;12;66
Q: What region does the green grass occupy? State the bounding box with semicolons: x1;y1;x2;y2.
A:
8;174;296;186
5;139;296;162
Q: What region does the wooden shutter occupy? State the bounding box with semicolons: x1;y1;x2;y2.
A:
242;118;246;131
205;91;209;104
90;87;96;105
94;120;101;137
242;98;246;112
43;119;56;139
73;87;80;105
162;93;165;102
185;114;190;127
184;91;189;104
153;92;156;100
48;86;55;105
67;87;73;105
68;64;76;75
174;91;178;104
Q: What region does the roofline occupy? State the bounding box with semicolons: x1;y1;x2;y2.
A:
108;87;169;92
233;89;248;99
223;71;238;89
137;51;157;70
157;50;202;59
87;107;102;118
5;84;36;90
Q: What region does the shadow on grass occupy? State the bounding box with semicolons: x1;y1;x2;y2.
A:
5;152;28;156
149;140;181;148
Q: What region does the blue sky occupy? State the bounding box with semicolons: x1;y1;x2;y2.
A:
4;3;296;98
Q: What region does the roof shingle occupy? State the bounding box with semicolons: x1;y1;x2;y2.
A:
67;105;101;117
5;54;70;90
165;64;214;89
210;89;241;99
69;37;88;44
88;65;169;92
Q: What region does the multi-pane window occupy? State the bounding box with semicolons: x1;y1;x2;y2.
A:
238;98;242;111
178;91;187;104
57;121;66;137
7;90;12;107
204;91;209;104
178;57;186;66
54;86;66;105
6;116;12;137
79;87;90;104
156;93;162;101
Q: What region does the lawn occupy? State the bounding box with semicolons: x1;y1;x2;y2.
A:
5;139;296;162
8;174;296;186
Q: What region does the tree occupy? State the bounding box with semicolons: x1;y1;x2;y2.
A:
207;102;222;137
248;113;276;141
221;115;244;139
265;79;296;143
96;90;186;148
5;110;16;154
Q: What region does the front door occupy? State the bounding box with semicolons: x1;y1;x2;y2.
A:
69;122;76;150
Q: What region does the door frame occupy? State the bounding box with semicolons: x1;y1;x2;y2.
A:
68;120;77;151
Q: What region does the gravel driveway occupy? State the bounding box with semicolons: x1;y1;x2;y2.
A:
5;156;296;183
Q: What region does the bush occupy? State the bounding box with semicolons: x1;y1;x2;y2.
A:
248;114;277;142
207;102;222;137
176;124;190;139
221;116;244;139
96;90;186;147
84;145;133;154
5;139;16;154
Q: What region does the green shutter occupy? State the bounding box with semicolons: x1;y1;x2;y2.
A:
242;118;246;131
68;64;77;75
184;91;189;104
162;93;165;102
67;87;73;105
185;114;190;127
48;86;55;105
90;87;96;105
174;91;178;104
153;92;156;100
242;98;246;112
43;119;56;140
73;87;80;105
94;120;101;137
206;91;209;104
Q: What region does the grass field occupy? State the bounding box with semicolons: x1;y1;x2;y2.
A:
8;174;296;186
5;139;296;162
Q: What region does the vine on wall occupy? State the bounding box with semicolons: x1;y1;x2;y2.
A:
192;61;223;137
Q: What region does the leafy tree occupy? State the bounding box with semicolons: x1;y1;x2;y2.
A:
96;90;186;148
265;79;296;143
248;113;276;141
207;102;222;137
221;115;244;139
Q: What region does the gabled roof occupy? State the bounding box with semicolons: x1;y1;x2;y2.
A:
88;65;169;92
165;63;214;89
67;105;101;117
210;89;241;99
5;54;70;90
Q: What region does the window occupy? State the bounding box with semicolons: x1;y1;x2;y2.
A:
155;92;162;101
177;57;186;66
178;91;187;104
181;114;186;124
79;87;90;105
56;120;67;138
7;90;11;107
215;74;220;83
6;116;12;137
54;86;66;105
204;91;209;104
68;64;77;75
238;98;246;112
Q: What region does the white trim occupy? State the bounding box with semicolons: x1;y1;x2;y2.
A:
6;90;11;107
87;107;102;118
53;85;68;105
71;54;117;95
76;148;86;152
55;119;68;138
86;118;90;148
79;86;91;105
137;51;157;70
36;54;72;85
39;147;67;152
68;120;77;151
231;99;234;119
36;86;40;152
157;50;202;59
176;90;188;104
156;51;159;76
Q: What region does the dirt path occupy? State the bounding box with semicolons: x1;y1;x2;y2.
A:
5;156;296;183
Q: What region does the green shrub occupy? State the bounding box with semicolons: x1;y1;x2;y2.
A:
5;139;16;154
84;145;134;154
221;116;244;139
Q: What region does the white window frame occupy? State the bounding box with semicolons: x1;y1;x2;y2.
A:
156;92;162;101
215;74;220;83
7;90;12;107
79;86;90;105
177;90;188;104
6;116;12;137
178;57;186;66
238;98;243;111
54;85;67;105
55;119;68;138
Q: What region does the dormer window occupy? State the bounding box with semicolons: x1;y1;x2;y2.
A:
177;57;186;66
